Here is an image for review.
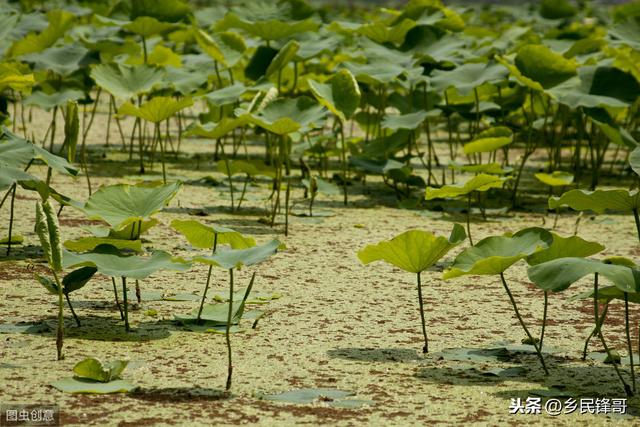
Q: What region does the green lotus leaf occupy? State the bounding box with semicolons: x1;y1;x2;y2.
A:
514;44;577;90
130;0;192;23
202;83;247;107
63;245;190;280
170;219;256;250
192;239;281;270
61;266;98;294
8;10;75;57
0;128;78;175
463;127;513;154
123;16;176;37
534;171;574;187
185;116;249;140
0;164;37;191
631;147;640;177
358;224;466;274
443;227;553;279
549;189;640;214
526;234;604;266
91;63;165;100
425;174;508;200
118;96;193;124
245;45;278;81
266;40;299;77
430;62;508;97
540;0;576;19
214;159;275;178
194;28;246;67
308;69;360;122
357;19;416;45
381;110;428;131
24;89;84;111
548;66;640;109
609;19;640;50
528;257;640;293
51;377;137;394
21;43;88;77
80;182;181;230
248;96;327;135
73;357;128;383
350;157;405;175
217;13;318;41
63;237;143;253
571;286;640;304
126;44;181;68
0;63;35;94
342;60;409;86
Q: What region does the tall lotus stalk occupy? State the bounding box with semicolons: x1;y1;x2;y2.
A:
35;200;64;360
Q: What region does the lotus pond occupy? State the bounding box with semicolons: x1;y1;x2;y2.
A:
2;0;640;425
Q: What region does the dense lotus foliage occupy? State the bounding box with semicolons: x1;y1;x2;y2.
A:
1;0;640;410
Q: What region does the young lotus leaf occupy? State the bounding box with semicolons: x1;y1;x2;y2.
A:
308;69;360;122
123;16;176;37
80;182;181;230
36;201;63;272
381;110;428;131
170;219;256;249
549;189;640;214
73;357;128;383
0;165;37;191
534;171;574;187
21;43;89;77
63;245;190;280
51;377;137;394
185;117;249;140
8;10;75;58
513;44;577;90
248;96;327;135
571;286;640;304
343;60;410;86
90;63;165;100
443;228;553;279
175;300;248;324
527;258;640;293
425;174;508;200
202;83;247;107
526;234;604;266
23;89;84;111
265;40;299;77
358;224;466;274
429;62;508;97
192;239;281;270
463;127;513;154
357;19;416;46
118;96;193;124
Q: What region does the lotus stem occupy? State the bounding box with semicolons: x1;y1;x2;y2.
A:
65;293;81;327
52;270;64;360
593;273;632;396
6;183;16;256
285;176;290;237
499;273;548;375
235;175;249;212
339;122;348;206
197;234;217;324
633;209;640;244
122;277;130;332
539;290;548;351
582;302;607;360
225;268;234;391
625;293;636;393
112;277;124;320
225;158;234;210
466;195;473;246
416;272;428;353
